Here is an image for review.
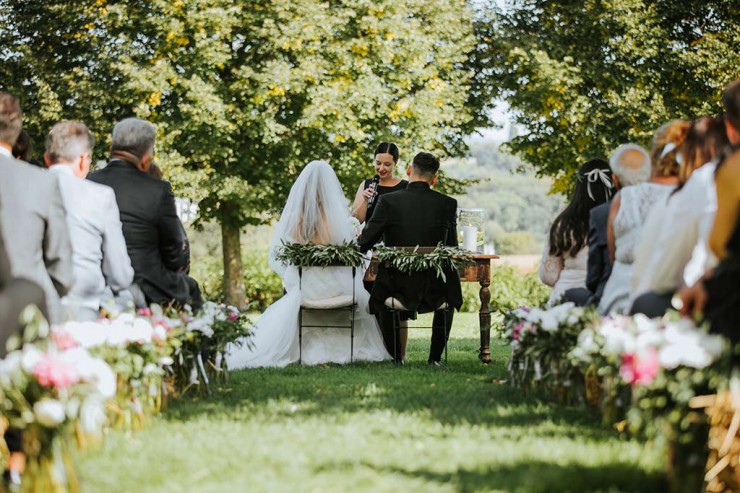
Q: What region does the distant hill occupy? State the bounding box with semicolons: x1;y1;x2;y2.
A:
446;141;565;254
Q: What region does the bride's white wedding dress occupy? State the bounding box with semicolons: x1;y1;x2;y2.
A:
226;161;391;369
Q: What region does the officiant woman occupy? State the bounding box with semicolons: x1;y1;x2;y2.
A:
351;142;408;224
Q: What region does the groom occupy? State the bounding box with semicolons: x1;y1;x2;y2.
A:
358;152;462;365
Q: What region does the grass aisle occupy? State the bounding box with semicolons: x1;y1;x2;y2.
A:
76;313;666;492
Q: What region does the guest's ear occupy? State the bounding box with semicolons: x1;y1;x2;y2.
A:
431;175;438;187
139;153;152;173
612;174;621;190
43;152;52;168
406;164;412;177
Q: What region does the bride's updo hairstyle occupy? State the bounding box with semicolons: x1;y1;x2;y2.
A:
375;142;399;162
650;119;690;178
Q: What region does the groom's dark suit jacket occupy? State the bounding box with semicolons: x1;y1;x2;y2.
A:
88;159;199;308
357;181;463;313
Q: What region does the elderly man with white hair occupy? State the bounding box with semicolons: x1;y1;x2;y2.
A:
45;121;134;320
88;118;202;311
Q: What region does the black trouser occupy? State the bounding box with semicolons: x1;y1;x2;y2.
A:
377;307;454;363
629;290;674;318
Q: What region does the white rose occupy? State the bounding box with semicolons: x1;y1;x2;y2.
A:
34;399;67;427
20;345;42;373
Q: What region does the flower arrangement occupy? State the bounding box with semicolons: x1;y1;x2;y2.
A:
374;244;473;282
275;240;367;268
571;312;728;492
167;302;252;395
0;308;116;492
53;311;178;431
503;302;600;404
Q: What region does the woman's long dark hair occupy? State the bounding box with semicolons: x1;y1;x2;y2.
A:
549;158;614;257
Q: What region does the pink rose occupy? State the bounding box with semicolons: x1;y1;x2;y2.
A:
137;307;153;317
620;348;660;386
51;331;79;351
33;354;80;389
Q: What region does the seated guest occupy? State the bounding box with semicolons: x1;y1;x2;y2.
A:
45;121;135;320
541;159;614;306
572;144;651;306
88;118;202;310
631;116;730;317
358;152;462;365
598;119;689;314
0;92;73;323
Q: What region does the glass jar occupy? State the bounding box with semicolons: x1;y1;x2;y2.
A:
457;208;485;252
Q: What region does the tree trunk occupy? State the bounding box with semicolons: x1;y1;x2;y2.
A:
221;221;246;309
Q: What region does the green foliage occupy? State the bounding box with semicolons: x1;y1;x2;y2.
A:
490;263;550;315
495;231;538;255
447;142;565;253
275;241;366;268
242;250;284;311
375;244;472;283
474;0;740;187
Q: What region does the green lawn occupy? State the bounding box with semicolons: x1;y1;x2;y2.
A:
75;313;666;492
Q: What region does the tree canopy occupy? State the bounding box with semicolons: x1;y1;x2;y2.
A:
475;0;739;190
0;0;493;304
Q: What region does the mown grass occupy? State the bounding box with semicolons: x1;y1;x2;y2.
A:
75;313;666;492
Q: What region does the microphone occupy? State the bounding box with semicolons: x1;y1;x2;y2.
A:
366;174;380;208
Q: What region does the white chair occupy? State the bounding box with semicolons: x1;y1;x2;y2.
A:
298;266;358;364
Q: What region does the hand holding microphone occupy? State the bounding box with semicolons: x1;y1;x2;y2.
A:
366;174;380;207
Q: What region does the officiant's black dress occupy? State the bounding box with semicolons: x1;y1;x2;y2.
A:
358;181;462;362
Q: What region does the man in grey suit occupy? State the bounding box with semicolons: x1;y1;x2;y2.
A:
45;121;134;320
0;92;73;323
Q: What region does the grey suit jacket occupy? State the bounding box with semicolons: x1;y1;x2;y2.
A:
49;166;134;317
0;154;73;322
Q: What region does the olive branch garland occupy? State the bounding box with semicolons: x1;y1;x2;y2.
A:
275;240;366;268
375;244;474;282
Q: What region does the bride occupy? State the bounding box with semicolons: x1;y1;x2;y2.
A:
226;160;391;368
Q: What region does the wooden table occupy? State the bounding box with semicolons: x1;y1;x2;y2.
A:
363;252;500;364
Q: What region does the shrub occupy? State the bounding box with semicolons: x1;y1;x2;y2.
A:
458;263;549;313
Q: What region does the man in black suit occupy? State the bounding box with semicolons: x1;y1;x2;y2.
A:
358;152;462;365
88;118;202;310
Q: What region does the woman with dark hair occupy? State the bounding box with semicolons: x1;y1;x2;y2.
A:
539;158;614;306
351;142;408;223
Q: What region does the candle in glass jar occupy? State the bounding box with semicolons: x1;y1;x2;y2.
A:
462;225;477;251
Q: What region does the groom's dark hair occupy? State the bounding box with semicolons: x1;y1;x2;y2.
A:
411;152;440;178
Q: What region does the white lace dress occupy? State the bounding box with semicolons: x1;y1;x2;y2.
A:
538;239;588;307
598;183;674;314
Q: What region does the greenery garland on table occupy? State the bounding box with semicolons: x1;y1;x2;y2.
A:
375;244;473;282
275;240;366;268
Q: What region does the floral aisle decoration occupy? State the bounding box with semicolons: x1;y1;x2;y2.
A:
168;302;252;396
503;302;600;404
0;308;116;492
574;313;727;493
53;311;178;431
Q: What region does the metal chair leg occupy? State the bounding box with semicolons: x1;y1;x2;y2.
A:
299;307;303;365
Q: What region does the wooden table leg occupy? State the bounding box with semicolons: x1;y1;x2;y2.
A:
478;263;492;364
